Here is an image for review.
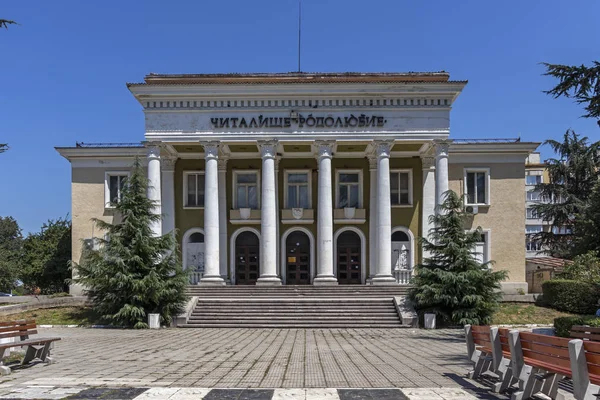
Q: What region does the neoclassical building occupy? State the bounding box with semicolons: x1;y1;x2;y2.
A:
57;72;538;294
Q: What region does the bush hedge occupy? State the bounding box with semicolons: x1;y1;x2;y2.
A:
554;316;600;337
541;279;600;314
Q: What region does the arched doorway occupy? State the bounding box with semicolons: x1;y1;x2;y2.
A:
336;231;362;284
392;228;413;284
183;229;205;284
235;231;260;285
285;231;311;285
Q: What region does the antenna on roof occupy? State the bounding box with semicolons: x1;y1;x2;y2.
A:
297;0;302;72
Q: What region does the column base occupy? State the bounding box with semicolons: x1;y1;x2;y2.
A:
256;276;282;286
199;275;226;286
371;275;397;285
313;275;338;285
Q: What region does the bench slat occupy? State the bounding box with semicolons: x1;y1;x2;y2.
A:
0;323;37;334
521;341;570;358
471;326;490;333
0;336;60;350
0;319;35;327
522;349;571;369
571;332;600;341
0;330;37;340
523;356;572;377
572;326;600;334
520;332;572;347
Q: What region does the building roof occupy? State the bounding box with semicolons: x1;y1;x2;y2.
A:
526;257;573;271
127;71;467;87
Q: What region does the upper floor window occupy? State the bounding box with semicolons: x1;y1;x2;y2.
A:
526;207;540;219
526;240;543;252
526;174;543;186
336;170;362;208
234;170;260;209
390;170;413;206
184;171;205;208
104;172;128;208
464;168;490;205
285;170;311;209
526;190;541;202
552;226;572;235
526;225;543;234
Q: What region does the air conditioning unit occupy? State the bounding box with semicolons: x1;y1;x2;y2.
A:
465;205;479;215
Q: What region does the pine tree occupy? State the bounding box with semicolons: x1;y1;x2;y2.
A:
408;191;507;326
574;181;600;255
73;158;188;328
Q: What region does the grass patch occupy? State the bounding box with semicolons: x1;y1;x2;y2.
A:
492;302;584;325
1;352;24;365
2;306;100;326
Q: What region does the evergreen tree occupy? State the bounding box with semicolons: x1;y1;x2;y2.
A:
544;61;600;126
409;191;507;326
0;216;23;292
574;181;600;255
532;130;600;258
73;158;188;328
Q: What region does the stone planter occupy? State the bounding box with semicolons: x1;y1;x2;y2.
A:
424;313;436;329
148;313;160;329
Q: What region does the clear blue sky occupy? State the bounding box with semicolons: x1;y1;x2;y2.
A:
1;0;599;234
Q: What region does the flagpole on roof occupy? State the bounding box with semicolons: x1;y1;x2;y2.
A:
298;0;302;72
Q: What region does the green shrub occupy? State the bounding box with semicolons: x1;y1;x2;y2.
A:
48;292;72;298
554;316;600;337
542;279;600;314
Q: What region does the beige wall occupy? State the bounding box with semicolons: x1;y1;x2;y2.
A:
448;162;526;283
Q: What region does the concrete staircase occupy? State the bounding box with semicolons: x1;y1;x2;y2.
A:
180;285;412;328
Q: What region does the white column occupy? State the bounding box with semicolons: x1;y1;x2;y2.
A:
314;141;337;285
368;155;378;280
421;154;436;256
257;140;281;285
161;157;176;236
372;140;396;284
147;142;162;237
218;157;229;282
434;140;450;213
275;157;281;280
200;142;225;285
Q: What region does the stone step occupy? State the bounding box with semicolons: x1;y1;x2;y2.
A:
180;324;409;328
189;314;399;319
192;308;396;312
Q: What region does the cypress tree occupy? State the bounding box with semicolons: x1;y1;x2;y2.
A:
409;190;507;326
73;158;188;328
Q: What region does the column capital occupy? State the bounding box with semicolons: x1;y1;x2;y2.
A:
217;157;229;171
420;154;435;170
145;141;162;159
162;156;177;171
374;140;394;159
367;155;378;170
201;141;220;160
258;140;278;160
315;140;335;160
434;139;452;157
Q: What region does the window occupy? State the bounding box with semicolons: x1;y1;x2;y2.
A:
390;170;413;206
526;225;543;234
104;172;128;207
526;191;541;202
337;170;362;208
472;230;490;264
526;175;543;185
526;207;539;219
526;239;543;252
285;170;311;209
184;172;205;208
552;226;572;235
464;168;489;205
234;171;259;209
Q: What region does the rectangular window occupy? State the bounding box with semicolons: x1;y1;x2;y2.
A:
527;190;541;202
285;170;311;209
526;239;543;252
390;170;412;206
105;172;128;207
552;226;572;235
337;171;362;208
234;171;259;209
526;175;543;185
526;207;539;219
465;169;489;205
184;172;205;208
526;225;543;234
472;230;490;264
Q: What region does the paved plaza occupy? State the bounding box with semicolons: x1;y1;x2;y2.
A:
0;327;507;399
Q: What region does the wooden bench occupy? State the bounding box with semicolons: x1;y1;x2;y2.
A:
0;319;61;375
464;325;494;379
568;337;600;399
490;327;518;393
509;331;572;400
571;325;600;342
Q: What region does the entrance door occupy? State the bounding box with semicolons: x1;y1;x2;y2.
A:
392;231;411;284
286;231;311;285
185;232;205;284
235;231;259;285
337;231;362;284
